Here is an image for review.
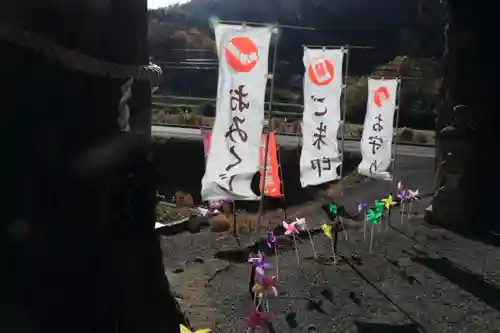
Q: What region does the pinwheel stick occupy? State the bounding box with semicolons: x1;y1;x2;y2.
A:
255;296;264;311
370;222;375;253
363;213;367;240
274;247;280;282
292;233;300;266
378;211;383;232
400;201;405;225
385;208;391;232
338;216;349;241
408;201;413;220
306;228;318;259
330;234;337;263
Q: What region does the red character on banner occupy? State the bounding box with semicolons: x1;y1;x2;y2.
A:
373;87;390;108
307;57;334;86
225;37;259;73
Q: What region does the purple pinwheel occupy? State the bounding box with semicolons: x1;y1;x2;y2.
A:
357;202;367;213
267;229;276;249
248;253;272;275
397;190;410;201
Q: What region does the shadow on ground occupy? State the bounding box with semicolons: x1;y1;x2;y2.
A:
411;256;500;312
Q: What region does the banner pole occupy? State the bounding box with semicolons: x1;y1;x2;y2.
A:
256;26;280;240
276;145;288;220
339;46;350;197
251;27;279;313
391;76;402;178
217;19;314;30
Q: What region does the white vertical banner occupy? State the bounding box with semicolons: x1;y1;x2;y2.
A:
358;78;399;180
300;48;344;187
201;24;272;201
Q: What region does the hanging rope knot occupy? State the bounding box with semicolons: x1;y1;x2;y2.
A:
0;21;163;84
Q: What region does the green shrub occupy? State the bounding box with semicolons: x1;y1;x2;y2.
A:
354;127;363;139
415;132;428;143
398;127;414;142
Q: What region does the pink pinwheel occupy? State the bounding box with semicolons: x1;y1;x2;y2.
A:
252;272;278;297
397;181;403;192
282;220;298;235
267;229;276;249
248;253;272;275
243;306;275;331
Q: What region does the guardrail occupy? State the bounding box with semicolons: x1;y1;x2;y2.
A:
151;123;436;148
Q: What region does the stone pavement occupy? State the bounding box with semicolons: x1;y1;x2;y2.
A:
159;156;500;332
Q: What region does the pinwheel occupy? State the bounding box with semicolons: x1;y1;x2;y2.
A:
357;202;369;239
294;217;307;231
282;220;301;266
407;189;420;219
327;203;338;215
252;272;278;297
397;190;410;224
321;223;337;262
373;200;385;230
366;209;380;225
366;209;381;253
323;202;349;241
248;253;272;275
381;194;393;210
180;325;211;333
321;223;332;239
322;202;338;222
244;307;275;332
357;202;367;213
408;189;419;199
381;194;394;231
282;220;298;236
374;200;384;213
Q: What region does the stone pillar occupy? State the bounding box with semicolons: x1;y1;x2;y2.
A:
428;105;477;228
429;0;494;231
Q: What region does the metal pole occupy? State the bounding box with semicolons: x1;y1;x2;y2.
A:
391;76;403;177
232;201;241;246
369;75;419;81
256;27;280;240
302;44;374;50
218;19;314;30
339;46;350;195
152;94;304;109
276;145;288;220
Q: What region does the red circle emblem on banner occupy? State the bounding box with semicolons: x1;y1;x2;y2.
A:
225;37;259;73
373;87;390;108
307;57;334;86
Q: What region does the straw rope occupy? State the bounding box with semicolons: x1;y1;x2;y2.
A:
0;21;162;84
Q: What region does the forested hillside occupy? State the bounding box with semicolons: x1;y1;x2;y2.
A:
148;0;445;129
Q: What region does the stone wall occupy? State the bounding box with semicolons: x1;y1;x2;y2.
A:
153;139;361;212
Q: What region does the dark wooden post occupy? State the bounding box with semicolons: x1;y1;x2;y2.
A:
0;1;184;332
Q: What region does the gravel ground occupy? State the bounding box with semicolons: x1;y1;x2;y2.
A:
160;156;500;333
